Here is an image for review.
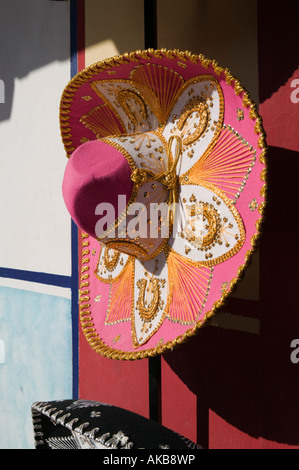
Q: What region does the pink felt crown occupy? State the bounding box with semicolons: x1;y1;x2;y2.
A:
60;49;267;360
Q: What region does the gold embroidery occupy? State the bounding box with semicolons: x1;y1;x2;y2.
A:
184;124;256;203
129;133;157;151
95;245;131;284
131;168;148;188
165;250;213;324
221;282;228;294
80;104;125;138
175;185;246;267
60;51;223;159
117;89;148;127
130;135;182;232
183;201;222;250
133;258;166;346
103;247;120;272
176;96;210;146
177;61;187;69
249;198;258;211
105;258;134;324
136;277;165;323
105;239;149;259
130;63;184;123
237;108;244;120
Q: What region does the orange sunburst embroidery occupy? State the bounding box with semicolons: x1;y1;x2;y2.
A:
131;63;184;123
105;259;134;324
81;104;125;138
166;251;212;324
187;126;255;200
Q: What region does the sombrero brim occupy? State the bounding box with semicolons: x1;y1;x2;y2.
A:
60;49;266;360
32;399;202;449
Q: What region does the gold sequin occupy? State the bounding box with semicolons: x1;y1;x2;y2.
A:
249;198;258;211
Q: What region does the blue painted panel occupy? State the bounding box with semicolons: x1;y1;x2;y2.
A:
0;286;72;449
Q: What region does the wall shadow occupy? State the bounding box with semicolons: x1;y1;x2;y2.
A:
164;306;261;446
258;2;299;102
0;0;71;122
258;145;299;444
0;0;147;123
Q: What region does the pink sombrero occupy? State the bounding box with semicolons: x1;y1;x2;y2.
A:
60;49;266;360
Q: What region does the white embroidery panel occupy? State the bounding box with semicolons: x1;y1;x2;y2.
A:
162;78;222;176
92;81;158;134
105;132;168;173
133;251;168;346
169;184;244;265
96;246;129;282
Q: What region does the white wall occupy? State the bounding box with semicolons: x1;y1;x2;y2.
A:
0;0;73;449
0;0;71;276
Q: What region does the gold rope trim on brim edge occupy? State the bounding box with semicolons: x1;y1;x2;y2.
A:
59;48;265;158
71;49;267;360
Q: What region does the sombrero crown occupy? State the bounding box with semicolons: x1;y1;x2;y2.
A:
60;49;266;360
